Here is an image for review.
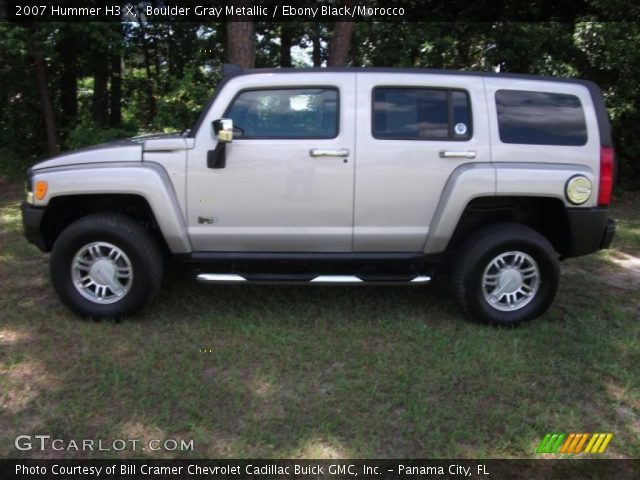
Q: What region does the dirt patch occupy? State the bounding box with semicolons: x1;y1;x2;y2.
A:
600;257;640;290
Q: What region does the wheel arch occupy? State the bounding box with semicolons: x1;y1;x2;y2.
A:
33;163;191;253
444;196;572;257
424;162;596;258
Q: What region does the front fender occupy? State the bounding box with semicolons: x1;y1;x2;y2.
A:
32;162;192;253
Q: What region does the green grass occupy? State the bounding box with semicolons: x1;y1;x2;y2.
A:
0;181;638;459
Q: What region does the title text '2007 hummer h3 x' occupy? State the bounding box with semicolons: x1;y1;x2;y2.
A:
21;65;617;325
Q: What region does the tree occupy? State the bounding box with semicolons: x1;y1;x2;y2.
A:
109;22;123;127
280;23;293;67
311;23;323;67
56;25;79;133
27;24;58;155
135;10;158;126
226;0;255;67
327;0;356;66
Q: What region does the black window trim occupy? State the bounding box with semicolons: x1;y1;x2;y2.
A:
371;86;474;142
495;88;589;147
222;85;341;140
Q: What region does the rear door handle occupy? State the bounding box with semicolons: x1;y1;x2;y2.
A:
309;148;350;157
439;150;477;159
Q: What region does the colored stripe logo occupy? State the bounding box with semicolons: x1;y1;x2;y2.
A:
537;433;613;454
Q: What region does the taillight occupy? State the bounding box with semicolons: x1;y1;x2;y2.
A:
598;146;614;206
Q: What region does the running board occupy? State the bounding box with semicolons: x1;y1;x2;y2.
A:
196;273;431;285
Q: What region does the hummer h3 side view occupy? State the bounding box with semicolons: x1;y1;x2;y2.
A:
21;65;617;325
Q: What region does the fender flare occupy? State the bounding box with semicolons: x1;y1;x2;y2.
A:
423;162;496;254
32;162;192;253
423;162;595;254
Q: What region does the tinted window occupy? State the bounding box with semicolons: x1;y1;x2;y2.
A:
226;88;338;139
496;90;587;146
373;88;472;140
452;91;471;137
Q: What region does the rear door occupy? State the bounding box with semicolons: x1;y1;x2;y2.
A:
354;72;491;251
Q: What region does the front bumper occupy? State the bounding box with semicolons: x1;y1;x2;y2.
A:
566;207;616;257
21;202;47;252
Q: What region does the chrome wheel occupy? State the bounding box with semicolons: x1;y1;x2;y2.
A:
71;242;133;304
481;251;540;312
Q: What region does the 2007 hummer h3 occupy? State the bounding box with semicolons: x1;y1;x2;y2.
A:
21;65;617;325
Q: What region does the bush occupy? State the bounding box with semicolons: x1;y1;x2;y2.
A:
64;121;138;151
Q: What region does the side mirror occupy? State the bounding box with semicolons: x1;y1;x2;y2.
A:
213;118;233;143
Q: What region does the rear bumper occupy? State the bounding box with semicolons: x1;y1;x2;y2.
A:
566;207;616;257
21;202;47;252
600;218;617;249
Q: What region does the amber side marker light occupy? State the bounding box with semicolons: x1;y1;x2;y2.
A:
35;180;48;200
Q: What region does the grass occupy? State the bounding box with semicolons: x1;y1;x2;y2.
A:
0;180;638;459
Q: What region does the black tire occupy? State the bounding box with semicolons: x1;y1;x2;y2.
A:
50;213;164;319
451;222;559;326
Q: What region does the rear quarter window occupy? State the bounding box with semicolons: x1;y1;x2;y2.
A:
495;90;587;146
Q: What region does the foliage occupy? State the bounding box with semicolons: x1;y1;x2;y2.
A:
154;66;214;132
1;19;640;188
0;24;49;176
65;122;138;151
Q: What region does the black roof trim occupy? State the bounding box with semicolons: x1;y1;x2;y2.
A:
191;65;612;147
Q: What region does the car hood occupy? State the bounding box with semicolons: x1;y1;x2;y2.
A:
30;133;183;171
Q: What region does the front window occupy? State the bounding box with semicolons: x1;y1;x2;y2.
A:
225;88;339;139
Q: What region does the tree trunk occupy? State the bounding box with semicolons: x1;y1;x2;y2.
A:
92;57;109;126
109;27;122;127
27;24;58;155
226;0;255;68
328;1;355;67
312;24;322;67
57;31;78;133
136;12;156;125
280;24;293;68
34;53;59;156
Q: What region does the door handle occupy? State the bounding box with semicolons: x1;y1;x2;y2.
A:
309;148;350;157
439;150;477;159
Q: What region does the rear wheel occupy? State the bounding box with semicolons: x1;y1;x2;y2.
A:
451;223;559;325
50;213;163;318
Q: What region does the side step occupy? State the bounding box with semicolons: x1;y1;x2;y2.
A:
196;273;431;285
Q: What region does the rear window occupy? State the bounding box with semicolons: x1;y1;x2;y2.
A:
496;90;587;146
373;88;472;140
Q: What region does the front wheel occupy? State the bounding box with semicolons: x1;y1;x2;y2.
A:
451;223;560;326
50;213;164;318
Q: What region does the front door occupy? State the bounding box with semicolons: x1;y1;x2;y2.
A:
187;73;356;252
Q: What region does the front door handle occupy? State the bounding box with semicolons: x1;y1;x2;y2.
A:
309;148;350;157
439;150;477;159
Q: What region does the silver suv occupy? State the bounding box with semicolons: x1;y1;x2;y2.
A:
21;65;617;325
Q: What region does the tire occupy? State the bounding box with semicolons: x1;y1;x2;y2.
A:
451;222;559;326
50;213;164;319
